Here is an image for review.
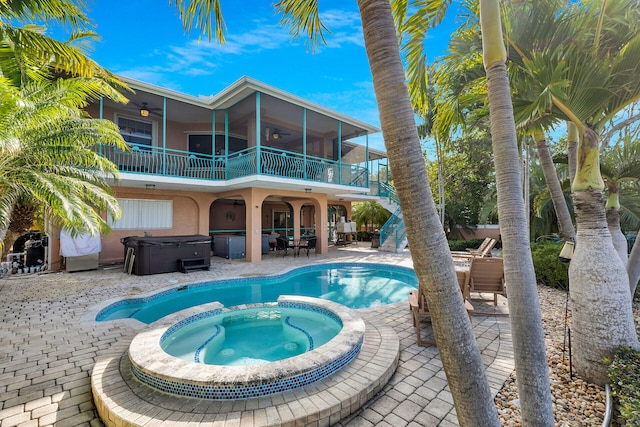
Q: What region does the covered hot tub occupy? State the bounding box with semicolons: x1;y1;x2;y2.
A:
122;235;211;275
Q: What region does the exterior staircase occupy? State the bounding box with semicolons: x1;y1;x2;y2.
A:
375;182;408;253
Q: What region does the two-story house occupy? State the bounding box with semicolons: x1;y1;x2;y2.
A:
52;75;391;267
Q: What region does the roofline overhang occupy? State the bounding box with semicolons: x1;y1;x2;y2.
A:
119;75;381;135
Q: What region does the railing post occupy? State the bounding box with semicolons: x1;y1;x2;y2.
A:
337;121;342;184
256;92;261;174
225;110;229;180
303;108;307;180
162;97;167;176
211;110;216;178
365;132;369;188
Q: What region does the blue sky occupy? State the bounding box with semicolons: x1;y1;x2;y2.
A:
75;1;457;151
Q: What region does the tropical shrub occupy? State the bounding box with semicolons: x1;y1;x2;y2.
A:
607;347;640;426
357;231;371;241
530;242;569;290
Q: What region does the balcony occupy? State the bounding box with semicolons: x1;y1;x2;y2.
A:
99;143;369;188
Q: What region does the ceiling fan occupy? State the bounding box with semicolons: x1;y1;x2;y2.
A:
265;127;291;141
130;101;163;118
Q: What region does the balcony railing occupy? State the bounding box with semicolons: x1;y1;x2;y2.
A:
99;143;369;187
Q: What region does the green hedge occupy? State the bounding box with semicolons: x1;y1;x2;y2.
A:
357;231;371;241
448;238;486;252
607;347;640;426
530;242;569;290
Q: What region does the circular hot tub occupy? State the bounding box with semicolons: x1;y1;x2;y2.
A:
128;295;365;400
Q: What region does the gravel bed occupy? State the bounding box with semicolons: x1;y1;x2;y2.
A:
494;285;639;426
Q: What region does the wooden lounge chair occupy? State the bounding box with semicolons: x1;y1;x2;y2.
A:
409;277;474;346
409;289;436;347
468;257;507;306
451;238;497;259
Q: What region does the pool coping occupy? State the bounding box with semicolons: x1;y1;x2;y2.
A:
127;296;366;400
91;313;400;426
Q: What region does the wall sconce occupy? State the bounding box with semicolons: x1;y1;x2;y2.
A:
559;240;574;263
145;184;156;190
304;188;312;193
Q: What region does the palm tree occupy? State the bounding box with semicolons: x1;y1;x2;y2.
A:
477;0;555;423
351;201;390;232
0;77;127;251
531;129;576;241
0;0;125;88
506;0;640;384
0;0;130;253
283;1;500;423
396;0;554;422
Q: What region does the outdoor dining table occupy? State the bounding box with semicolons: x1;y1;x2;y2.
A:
288;236;315;257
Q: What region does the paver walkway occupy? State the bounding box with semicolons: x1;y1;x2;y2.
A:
0;245;512;426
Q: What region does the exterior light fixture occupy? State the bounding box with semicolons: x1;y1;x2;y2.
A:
140;102;150;117
145;184;156;190
304;188;312;193
559;240;574;263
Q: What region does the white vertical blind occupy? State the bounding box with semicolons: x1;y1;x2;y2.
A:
109;199;173;229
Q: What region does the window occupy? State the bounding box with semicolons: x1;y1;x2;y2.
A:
117;115;156;150
109;199;172;230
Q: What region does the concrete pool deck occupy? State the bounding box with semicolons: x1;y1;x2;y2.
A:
0;245;512;426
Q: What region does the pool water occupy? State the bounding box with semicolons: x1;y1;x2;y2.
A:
160;307;342;366
97;263;418;324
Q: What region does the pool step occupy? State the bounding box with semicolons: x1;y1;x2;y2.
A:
178;257;210;273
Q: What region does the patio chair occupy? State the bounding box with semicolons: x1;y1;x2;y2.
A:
275;237;290;256
409;276;474;346
468;257;507;306
301;238;317;257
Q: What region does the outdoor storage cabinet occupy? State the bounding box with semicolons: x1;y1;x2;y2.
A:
122;235;211;275
213;235;246;259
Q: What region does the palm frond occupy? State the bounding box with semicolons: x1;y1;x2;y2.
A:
169;0;226;43
275;0;329;52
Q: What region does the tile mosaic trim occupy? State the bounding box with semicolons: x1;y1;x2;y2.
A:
193;325;222;363
130;336;363;399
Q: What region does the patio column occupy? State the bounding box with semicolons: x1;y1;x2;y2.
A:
305;194;328;255
288;200;306;242
244;188;268;262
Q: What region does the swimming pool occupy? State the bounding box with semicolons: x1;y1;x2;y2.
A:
96;263;418;324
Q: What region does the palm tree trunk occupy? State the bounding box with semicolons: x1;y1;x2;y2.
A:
533;130;575;241
356;0;499;424
438;148;445;228
628;229;640;294
567;121;578;183
481;0;554;424
570;190;638;384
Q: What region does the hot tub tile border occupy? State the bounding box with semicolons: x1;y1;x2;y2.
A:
128;297;366;400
